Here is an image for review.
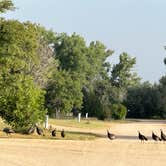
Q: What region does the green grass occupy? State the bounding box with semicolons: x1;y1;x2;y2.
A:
49;118;112;129
48;118;133;129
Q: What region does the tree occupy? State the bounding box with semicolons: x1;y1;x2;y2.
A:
82;78;112;120
29;26;58;88
125;82;161;118
45;70;83;116
54;33;88;81
0;19;48;129
0;0;15;13
0;74;46;130
111;103;127;120
110;52;140;103
53;33;113;118
86;41;113;82
111;52;140;88
54;33;113;85
157;76;166;118
0;19;40;75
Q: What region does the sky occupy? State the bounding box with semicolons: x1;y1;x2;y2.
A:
2;0;166;83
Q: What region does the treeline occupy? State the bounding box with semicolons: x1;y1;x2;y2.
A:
125;77;166;119
0;0;165;131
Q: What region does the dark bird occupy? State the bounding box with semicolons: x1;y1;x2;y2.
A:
27;125;36;134
36;125;44;136
61;129;65;138
152;131;161;141
107;129;115;140
160;129;166;141
3;127;15;135
51;129;56;137
138;131;148;142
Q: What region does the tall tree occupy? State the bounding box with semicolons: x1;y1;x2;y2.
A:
29;26;58;88
125;82;161;118
111;52;140;88
45;70;83;116
0;19;48;129
0;20;40;75
0;0;15;13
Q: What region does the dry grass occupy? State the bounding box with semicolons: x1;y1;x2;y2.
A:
0;120;166;166
0;118;101;140
48;118;127;129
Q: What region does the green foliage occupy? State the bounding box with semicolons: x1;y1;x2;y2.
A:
0;74;46;129
86;41;113;82
45;70;83;115
125;82;161;119
111;103;127;120
82;79;112;120
54;33;88;78
157;76;166;118
0;19;49;130
111;52;140;88
53;32;114;117
0;19;40;75
0;0;15;13
54;33;113;85
30;26;58;88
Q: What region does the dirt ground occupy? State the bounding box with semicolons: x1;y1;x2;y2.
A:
0;120;166;166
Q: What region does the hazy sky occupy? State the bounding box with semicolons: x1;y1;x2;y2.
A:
2;0;166;83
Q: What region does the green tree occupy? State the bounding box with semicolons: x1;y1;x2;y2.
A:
0;19;40;75
0;19;48;129
111;52;140;88
45;70;83;116
110;52;140;103
54;33;88;81
111;103;127;120
30;26;58;88
125;82;161;118
0;0;15;13
157;76;166;118
0;74;46;130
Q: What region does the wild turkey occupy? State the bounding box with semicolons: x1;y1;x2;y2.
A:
152;131;161;141
51;129;56;137
61;129;65;138
27;125;36;134
160;129;166;141
138;131;148;142
36;125;44;136
3;127;15;135
107;130;115;140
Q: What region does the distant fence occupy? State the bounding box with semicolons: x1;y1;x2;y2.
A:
51;112;74;119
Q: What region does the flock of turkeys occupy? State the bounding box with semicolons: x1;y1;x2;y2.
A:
2;125;166;142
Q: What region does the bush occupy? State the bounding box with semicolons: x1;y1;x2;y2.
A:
0;74;46;131
111;104;127;120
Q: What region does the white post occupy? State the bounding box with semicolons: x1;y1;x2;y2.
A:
45;115;49;129
85;113;88;119
78;113;81;123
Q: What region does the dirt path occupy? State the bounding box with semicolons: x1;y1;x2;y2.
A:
1;121;166;166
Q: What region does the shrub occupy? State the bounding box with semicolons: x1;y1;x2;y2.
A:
111;104;127;120
0;74;46;130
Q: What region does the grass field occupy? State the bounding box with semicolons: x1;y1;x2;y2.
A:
49;118;112;129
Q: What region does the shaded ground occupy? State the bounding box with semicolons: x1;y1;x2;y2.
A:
1;120;166;166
